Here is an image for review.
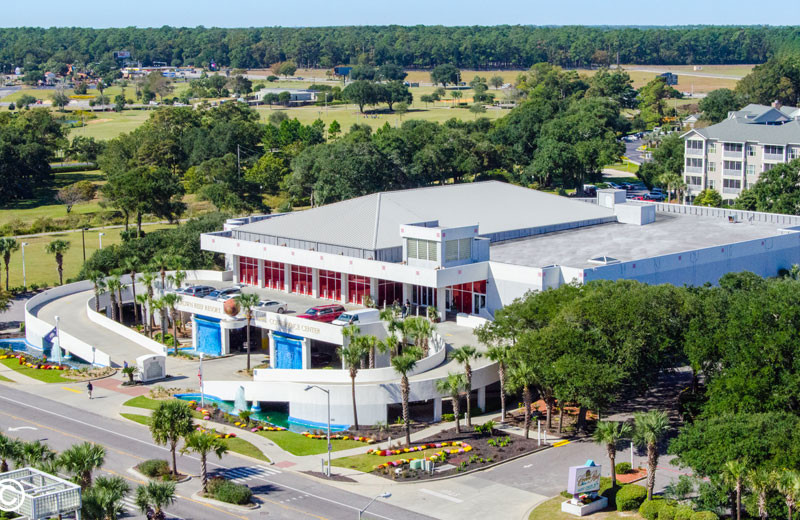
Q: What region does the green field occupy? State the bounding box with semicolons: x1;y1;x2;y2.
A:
256;430;366;456
67;110;152;140
0;170;105;226
0;358;72;383
121;413;151;426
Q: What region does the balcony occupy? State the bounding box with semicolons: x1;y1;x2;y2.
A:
685;147;704;157
764;153;784;162
723;187;741;195
684;165;703;174
723;149;743;159
722;168;743;177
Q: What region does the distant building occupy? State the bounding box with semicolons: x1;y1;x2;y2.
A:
659;72;679;85
682;102;800;203
254;88;316;103
682;113;700;128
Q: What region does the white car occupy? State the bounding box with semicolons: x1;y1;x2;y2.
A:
256;299;288;314
204;287;242;302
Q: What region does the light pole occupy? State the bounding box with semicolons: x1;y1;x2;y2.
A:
199;353;205;408
81;227;88;261
21;242;28;287
358;492;391;519
54;315;61;361
98;232;105;250
305;384;331;477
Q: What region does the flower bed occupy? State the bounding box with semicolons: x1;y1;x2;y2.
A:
0;353;66;370
302;432;375;443
369;441;473;470
195;425;237;439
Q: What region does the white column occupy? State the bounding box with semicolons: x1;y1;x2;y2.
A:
402;283;411;304
221;327;230;356
301;338;311;369
370;277;379;305
233;255;240;284
312;268;320;298
433;397;443;422
283;264;291;292
341;272;349;303
268;331;276;368
257;259;265;288
191;316;198;351
435;287;446;320
477;386;486;413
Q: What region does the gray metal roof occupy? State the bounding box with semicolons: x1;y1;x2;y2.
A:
690;118;800;146
235;182;615;251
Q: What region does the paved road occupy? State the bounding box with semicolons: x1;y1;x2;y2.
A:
0;385;432;520
627;68;745;81
624;138;648;165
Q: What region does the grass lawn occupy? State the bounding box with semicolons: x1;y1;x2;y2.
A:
606;162;639;174
0;358;72;383
529;496;642;520
225;437;270;462
257;430;365;456
67;110;151;140
123;396;204;419
332;447;443;473
0;374;14;382
121;413;151;426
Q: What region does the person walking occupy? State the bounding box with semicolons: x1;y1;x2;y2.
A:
87;381;93;399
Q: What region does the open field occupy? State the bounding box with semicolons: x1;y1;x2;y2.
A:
0;170;106;225
1;82;192;104
66;110;152;140
624;64;756;78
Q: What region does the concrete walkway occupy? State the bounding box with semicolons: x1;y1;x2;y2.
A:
0;362;45;384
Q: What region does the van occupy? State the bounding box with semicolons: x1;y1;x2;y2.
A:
332;308;381;326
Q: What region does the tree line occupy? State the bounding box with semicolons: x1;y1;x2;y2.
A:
0;26;793;72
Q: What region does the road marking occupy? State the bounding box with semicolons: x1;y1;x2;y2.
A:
523;464;533;468
7;426;37;431
61;386;82;394
420;489;463;503
553;440;571;448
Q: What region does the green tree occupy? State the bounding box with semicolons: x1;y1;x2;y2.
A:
506;357;537;439
586;68;638;108
747;469;772;520
430;64;461;87
342;80;381;113
244;153;288;195
0;238;19;291
161;292;182;354
694;188;723;207
122;257;141;325
722;459;749;520
638;76;680;127
327;120;341;139
435;373;467;433
134;481;176;520
656;172;686;203
17;94;37;108
51;89;70;111
0;433;19;472
469;103;486;118
776;469;800;520
339;339;367;430
234;292;261;372
391;348;421;446
377;63;407;81
149;401;195;476
383;81;412;111
182;431;228;493
735;160;800;215
105;275;123;322
489;75;504;89
451;345;481;427
699;88;741;123
88;271;107;313
59;442;106;490
449;90;462;104
594;421;633;488
45;239;70;285
82;475;129;520
633;410;670;501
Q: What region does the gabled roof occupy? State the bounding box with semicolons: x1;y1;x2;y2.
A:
691;118;800;146
234;182;616;251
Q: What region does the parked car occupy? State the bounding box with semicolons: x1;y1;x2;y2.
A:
645;192;665;201
297;304;345;323
178;285;216;298
256;299;288;314
332;308;381;326
606;182;622;189
204;287;242;301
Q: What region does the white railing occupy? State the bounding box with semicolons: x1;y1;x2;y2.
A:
684;165;703;174
650;202;800;226
85;291;167;356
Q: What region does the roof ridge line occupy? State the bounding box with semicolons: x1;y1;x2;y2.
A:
372;191;382;251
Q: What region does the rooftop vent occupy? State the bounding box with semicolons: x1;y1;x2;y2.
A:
588;256;620;265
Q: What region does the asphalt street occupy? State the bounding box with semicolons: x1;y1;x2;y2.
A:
0;385;433;520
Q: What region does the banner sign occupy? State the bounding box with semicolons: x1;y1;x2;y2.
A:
567;464;602;495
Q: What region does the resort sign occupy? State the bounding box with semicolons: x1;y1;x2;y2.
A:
566;463;602;495
177;296;236;319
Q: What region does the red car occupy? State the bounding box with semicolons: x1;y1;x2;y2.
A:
297;304;345;322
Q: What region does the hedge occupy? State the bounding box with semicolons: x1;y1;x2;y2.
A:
615;462;632;474
691;512;719;520
207;478;252;505
138;459;170;478
616;484;647;511
639;499;664;520
674;506;695;520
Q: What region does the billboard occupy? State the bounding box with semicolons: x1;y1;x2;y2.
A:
114;51;131;59
567;464;602;495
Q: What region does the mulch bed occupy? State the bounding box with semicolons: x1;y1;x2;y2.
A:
371;426;546;481
347;423;428;442
617;468;647;484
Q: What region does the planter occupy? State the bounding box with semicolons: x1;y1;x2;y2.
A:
561;496;608;516
190;491;260;511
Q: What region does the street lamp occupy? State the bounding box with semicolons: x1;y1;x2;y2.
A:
20;242;28;287
98;232;105;250
305;384;331;477
81;227;88;261
358;492;391;519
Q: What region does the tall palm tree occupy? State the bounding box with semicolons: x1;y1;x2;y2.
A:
485;344;510;422
0;433;19;472
722;459;748;520
409;317;433;356
748;468;773;520
150;253;174;294
339;339;367;430
134;481;176;520
150;401;195;476
45;239;71;285
167;269;187;291
593;421;633;488
776;469;800;520
122;257;141;325
507;358;537;439
141;272;158;333
59;441;106;490
182;431;228;494
88;270;107;313
435;373;467;433
14;440;57;470
135;294;149;335
234;292;261;372
451;345;481;427
0;238;19;291
633;410;670;501
391;348;421;446
82;475;129;520
105;276;123;322
161;292;182;354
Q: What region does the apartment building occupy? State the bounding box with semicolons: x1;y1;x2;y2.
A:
682;103;800;203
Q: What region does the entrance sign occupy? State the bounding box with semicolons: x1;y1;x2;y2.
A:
567;463;602;495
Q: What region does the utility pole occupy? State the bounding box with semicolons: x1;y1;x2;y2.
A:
237;144;241;177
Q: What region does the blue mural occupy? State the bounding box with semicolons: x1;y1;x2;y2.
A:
273;332;303;369
195;316;222;356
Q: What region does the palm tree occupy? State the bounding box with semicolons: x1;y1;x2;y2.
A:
161;292;182;354
409;317;433;356
722;459;748;520
14;440;57;470
45;239;71;285
748;468;773;520
150;297;167;340
88;270;107;313
82;475;129;520
134;481;176;520
149;401;195;476
633;410;670;501
141;272;158;333
167;269;187;291
182;431;228;493
150;253;174;294
339;339;367;430
776;469;800;520
59;442;106;490
507;359;537;439
593;421;633;488
105;276;123;322
0;433;19;472
238;409;253;427
122;257;141;325
135;294;149;335
121;364;138;384
451;345;481;427
436;373;467;433
234;292;261;372
0;238;19;291
485;345;510;422
391;348;421;446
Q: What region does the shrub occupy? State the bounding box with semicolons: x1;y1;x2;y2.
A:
138;459;170;478
616;484;647;511
639;499;664;520
615;462;633;474
211;479;252;505
690;512;718;520
560;490;573;499
674;506;694;520
660;504;678;520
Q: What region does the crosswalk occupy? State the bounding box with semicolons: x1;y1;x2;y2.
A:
119;496;184;519
221;464;282;483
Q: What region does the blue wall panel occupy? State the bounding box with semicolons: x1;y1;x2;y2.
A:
195;316;222;356
274;332;303;369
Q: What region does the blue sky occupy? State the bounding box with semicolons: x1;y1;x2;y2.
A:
4;0;799;27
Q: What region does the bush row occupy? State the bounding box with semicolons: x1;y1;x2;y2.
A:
639;499;718;520
207;477;252;505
